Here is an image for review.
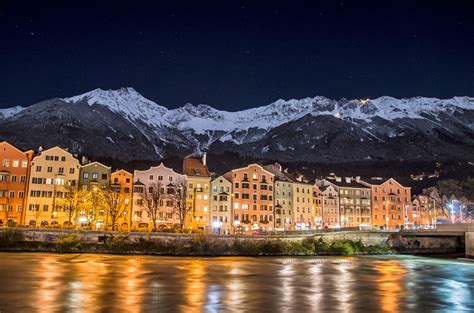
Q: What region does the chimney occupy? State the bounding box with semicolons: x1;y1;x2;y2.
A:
345;177;351;183
355;176;360;182
202;152;207;166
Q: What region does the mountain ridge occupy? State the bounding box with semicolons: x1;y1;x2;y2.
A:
0;87;473;165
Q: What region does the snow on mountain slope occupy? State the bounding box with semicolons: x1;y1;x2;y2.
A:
63;87;474;143
0;106;25;119
65;87;169;128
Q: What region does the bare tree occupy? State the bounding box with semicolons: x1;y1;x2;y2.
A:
423;187;449;217
171;179;191;232
100;183;127;231
58;183;86;227
140;181;164;231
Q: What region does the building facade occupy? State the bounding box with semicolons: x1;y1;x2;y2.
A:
133;163;186;230
362;178;413;229
110;169;133;230
183;156;211;232
78;162;111;191
0;142;34;226
324;177;372;228
25;147;80;227
210;176;232;234
312;186;323;229
226;164;275;234
292;181;314;230
77;162;111;228
317;184;340;228
263;164;293;231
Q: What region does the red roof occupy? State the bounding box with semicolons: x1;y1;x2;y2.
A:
183;157;210;177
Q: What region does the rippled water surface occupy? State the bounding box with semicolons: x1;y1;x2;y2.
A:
0;253;473;312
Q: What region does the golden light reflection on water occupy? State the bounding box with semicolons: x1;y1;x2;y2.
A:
376;261;406;313
307;263;323;311
333;262;354;312
0;253;470;312
182;259;206;312
119;257;145;312
35;256;64;313
279;262;295;312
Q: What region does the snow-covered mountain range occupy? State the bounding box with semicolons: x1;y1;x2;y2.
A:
1;87;473;164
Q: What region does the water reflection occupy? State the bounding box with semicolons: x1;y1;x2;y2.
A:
0;254;472;312
375;261;406;313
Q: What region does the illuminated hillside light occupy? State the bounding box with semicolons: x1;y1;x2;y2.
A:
359;98;370;104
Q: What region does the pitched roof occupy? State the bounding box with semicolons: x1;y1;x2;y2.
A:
325;177;370;189
360;177;410;189
263;164;295;183
183;157;210;177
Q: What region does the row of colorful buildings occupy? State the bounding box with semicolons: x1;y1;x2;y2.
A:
0;141;436;234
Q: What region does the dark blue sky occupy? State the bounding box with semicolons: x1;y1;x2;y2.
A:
1;1;473;110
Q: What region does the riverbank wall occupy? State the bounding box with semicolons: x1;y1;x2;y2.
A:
0;227;468;256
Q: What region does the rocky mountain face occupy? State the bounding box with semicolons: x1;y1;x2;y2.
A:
0;87;473;165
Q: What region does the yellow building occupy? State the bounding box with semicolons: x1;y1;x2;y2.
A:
25;147;80;227
292;181;314;230
110;169;133;230
183;155;211;232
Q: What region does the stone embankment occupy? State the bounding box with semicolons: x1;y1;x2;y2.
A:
0;226;470;256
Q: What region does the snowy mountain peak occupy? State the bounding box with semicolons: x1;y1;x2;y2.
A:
64;87;168;124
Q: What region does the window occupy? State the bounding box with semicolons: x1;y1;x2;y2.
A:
9;191;14;198
22;160;28;168
11;175;17;182
252;173;258;180
61;156;66;161
43;205;49;212
158;175;163;181
58;167;64;174
3;159;9;167
92;173;98;179
36;166;41;172
242;183;249;189
83;172;89;179
20;176;26;183
235;182;239;188
149;175;154;180
47;166;53;173
12;160;19;167
101;174;107;180
19;191;24;198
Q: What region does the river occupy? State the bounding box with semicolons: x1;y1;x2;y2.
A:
0;253;472;312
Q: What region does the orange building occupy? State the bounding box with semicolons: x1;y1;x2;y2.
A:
0;142;34;226
110;169;133;230
361;177;412;229
225;164;275;234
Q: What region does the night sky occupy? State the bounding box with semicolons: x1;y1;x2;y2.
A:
1;1;473;111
